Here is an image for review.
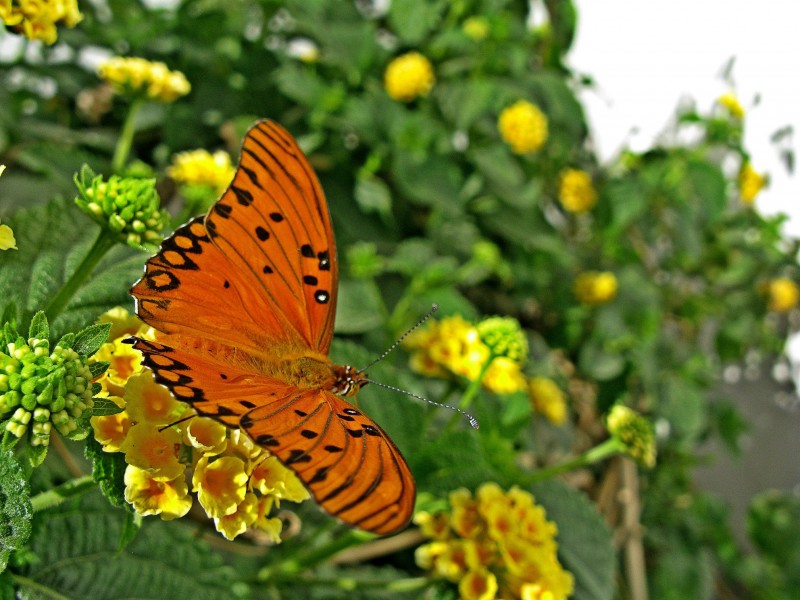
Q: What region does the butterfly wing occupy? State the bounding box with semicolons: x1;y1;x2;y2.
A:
132;337;415;535
131;120;338;354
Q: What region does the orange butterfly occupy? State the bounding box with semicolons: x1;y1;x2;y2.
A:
129;120;415;535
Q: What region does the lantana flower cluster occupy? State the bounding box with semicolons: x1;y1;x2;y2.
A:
384;51;435;102
406;315;568;425
168;149;236;194
573;271;618;306
98;57;191;103
558;168;597;214
90;308;309;541
739;162;766;205
764;277;800;313
74;170;169;248
606;405;656;468
498;100;549;155
0;0;82;45
415;483;574;600
0;334;93;446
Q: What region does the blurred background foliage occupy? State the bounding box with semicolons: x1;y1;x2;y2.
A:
2;0;800;598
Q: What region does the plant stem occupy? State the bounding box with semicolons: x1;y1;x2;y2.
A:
45;228;118;323
111;98;143;174
444;353;495;431
30;475;95;512
523;438;624;484
257;529;371;582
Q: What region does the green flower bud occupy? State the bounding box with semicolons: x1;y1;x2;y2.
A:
33;407;50;422
477;316;528;363
607;405;657;468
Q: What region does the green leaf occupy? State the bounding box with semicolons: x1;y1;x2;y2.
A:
335;278;385;334
354;175;393;222
72;322;111;357
19;492;244;599
91;398;124;417
0;450;32;573
85;436;128;511
388;0;445;44
0;198;144;340
89;361;110;380
531;480;616;600
26;311;48;342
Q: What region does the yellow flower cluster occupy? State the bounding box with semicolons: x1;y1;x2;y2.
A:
168;149;235;193
606;405;656;468
498;100;548;154
405;315;527;395
558;168;597;214
463;16;489;41
573;271;618;306
717;92;745;119
90;308;309;540
0;165;17;251
415;483;574;600
739;162;766;204
766;277;799;313
98;57;191;103
528;377;567;426
384;51;435;102
0;0;82;45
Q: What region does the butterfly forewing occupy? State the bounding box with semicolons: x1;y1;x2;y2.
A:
204;121;338;354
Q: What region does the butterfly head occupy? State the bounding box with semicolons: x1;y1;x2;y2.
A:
331;364;367;398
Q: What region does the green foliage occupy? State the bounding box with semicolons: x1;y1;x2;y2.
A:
0;450;32;573
16;493;244;599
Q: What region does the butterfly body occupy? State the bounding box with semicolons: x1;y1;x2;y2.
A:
130;120;415;535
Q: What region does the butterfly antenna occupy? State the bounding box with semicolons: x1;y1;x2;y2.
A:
158;413;195;432
364;378;480;429
356;303;439;375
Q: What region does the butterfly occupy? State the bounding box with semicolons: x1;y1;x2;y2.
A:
129;120;415;535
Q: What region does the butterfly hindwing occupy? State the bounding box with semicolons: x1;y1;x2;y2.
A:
131;336;414;536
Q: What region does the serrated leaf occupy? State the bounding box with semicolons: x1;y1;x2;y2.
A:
531;480;615;600
72;323;111;357
0;198;144;341
91;398;124;417
26;445;48;469
89;361;110;380
84;436;128;510
55;332;75;350
26;312;48;342
18;492;244;600
0;450;32;573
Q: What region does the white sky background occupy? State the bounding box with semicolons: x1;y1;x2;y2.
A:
569;0;800;235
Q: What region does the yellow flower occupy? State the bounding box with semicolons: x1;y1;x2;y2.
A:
193;455;249;518
1;0;82;44
416;484;573;599
254;497;285;543
123;370;186;426
463;16;490;41
249;455;310;504
483;358;527;394
718;92;745;119
124;465;192;520
98;57;190;103
460;569;499;600
558;168;597;214
573;271;618;306
0;219;17;251
498;100;548;154
528;377;568;426
384;51;435;102
214;492;260;540
97;306;147;341
167;149;235;193
184;417;228;456
119;422;185;480
91;410;131;452
92;335;146;397
477;316;528;363
739;162;766;204
606;405;656;468
766;277;799;313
